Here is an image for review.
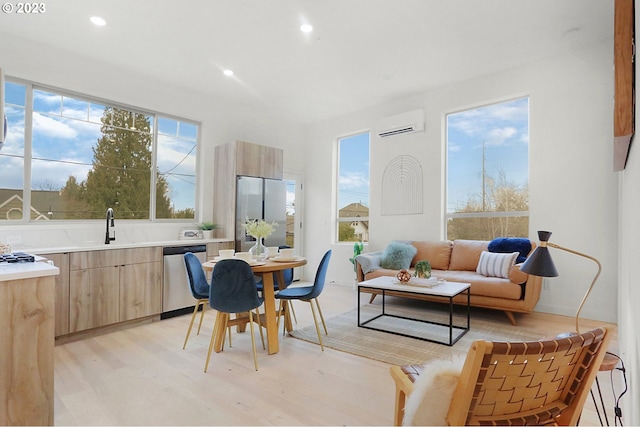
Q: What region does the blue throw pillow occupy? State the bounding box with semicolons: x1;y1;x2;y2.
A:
488;238;531;263
380;242;417;270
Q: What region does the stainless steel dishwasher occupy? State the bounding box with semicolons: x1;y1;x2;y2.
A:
162;244;207;319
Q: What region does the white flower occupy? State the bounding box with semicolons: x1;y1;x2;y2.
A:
243;218;277;239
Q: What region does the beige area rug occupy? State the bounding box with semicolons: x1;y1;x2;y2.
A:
289;298;545;366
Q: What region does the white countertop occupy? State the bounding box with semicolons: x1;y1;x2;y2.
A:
19;238;233;255
0;261;60;282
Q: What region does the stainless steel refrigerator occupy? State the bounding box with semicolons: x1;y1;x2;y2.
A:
235;176;287;252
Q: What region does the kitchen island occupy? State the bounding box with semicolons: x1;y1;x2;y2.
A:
0;261;59;426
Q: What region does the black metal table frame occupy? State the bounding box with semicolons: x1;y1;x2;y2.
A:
357;284;470;346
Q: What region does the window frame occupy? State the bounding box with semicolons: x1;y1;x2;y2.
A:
444;96;530;240
335;131;370;244
1;77;200;223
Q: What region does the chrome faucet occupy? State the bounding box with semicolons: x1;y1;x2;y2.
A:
105;208;115;244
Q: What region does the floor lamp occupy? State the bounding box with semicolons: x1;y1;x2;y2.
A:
520;230;602;335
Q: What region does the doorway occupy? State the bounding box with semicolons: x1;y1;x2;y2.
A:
284;172;303;280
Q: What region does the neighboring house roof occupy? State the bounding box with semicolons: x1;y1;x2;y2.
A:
0;190;60;220
338;202;369;218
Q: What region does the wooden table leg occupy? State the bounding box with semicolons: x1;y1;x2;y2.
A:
275;270;293;333
212;312;227;353
260;272;280;354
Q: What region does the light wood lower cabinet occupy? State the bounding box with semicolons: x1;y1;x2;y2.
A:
69;247;162;333
119;261;162;321
38;252;70;337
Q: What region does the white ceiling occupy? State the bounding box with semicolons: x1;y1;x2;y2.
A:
0;0;613;124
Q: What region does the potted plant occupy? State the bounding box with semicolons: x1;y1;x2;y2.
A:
349;242;364;282
414;260;431;279
198;221;217;239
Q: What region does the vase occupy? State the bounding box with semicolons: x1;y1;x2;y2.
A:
249;237;268;261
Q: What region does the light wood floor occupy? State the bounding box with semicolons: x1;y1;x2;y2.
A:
54;282;621;426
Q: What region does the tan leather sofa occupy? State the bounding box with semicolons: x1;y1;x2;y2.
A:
355;240;542;325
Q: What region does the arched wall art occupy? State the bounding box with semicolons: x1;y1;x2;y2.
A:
381;155;423;215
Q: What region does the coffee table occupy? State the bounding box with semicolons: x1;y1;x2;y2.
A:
357;276;470;346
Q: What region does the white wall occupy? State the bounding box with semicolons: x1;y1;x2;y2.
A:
615;7;640;423
305;40;618;324
0;33;307;249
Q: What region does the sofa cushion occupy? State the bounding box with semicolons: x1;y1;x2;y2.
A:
488;237;532;263
476;251;518;279
436;270;523;300
380;242;417;270
411;241;453;270
448;240;489;271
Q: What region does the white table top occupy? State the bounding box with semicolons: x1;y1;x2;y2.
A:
359;275;470;297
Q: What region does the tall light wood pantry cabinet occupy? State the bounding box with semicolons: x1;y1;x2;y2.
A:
213;140;284;241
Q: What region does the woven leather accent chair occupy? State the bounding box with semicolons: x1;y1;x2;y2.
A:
391;327;611;426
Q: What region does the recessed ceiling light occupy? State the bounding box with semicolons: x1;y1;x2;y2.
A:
90;16;107;26
223;69;234;77
300;24;313;33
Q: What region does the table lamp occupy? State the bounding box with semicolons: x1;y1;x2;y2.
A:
520;230;602;335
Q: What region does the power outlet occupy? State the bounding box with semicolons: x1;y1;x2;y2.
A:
543;278;551;290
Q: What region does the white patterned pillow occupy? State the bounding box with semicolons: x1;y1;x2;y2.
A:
476;251;518;279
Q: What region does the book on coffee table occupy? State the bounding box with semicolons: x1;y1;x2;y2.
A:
394;277;442;288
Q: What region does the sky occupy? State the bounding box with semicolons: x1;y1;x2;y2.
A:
0;82;196;212
338;132;370;209
447;97;529;212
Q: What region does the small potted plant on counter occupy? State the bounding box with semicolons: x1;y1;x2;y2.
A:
414;260;431;279
198;221;217;239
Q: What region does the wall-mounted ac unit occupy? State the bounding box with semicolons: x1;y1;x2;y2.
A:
377;109;424;138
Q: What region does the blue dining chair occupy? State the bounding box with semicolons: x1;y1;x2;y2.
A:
182;252;212;349
204;259;266;372
275;250;332;350
256;245;298;324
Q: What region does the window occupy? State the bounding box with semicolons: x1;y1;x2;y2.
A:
446;97;529;240
0;80;198;221
337;132;370;242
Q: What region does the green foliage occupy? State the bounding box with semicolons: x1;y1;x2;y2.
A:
59;107;174;219
198;221;217;230
414;260;431;278
338;222;356;241
348;241;364;273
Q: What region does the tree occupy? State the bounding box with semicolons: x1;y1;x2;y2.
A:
59;176;91;219
447;170;528;240
339;222;356;241
61;107;173;219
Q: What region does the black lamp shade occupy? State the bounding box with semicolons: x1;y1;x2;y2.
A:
520;246;559;277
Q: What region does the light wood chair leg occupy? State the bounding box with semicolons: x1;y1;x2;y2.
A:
196;302;206;335
309;300;324;351
369;293;377;303
393;387;406;426
276;299;284;332
289;301;298;323
254;308;265;350
205;312;227;372
248;312;259;371
183;301;202;349
314;298;328;335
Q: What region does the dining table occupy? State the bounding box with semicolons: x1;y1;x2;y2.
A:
201;257;307;355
